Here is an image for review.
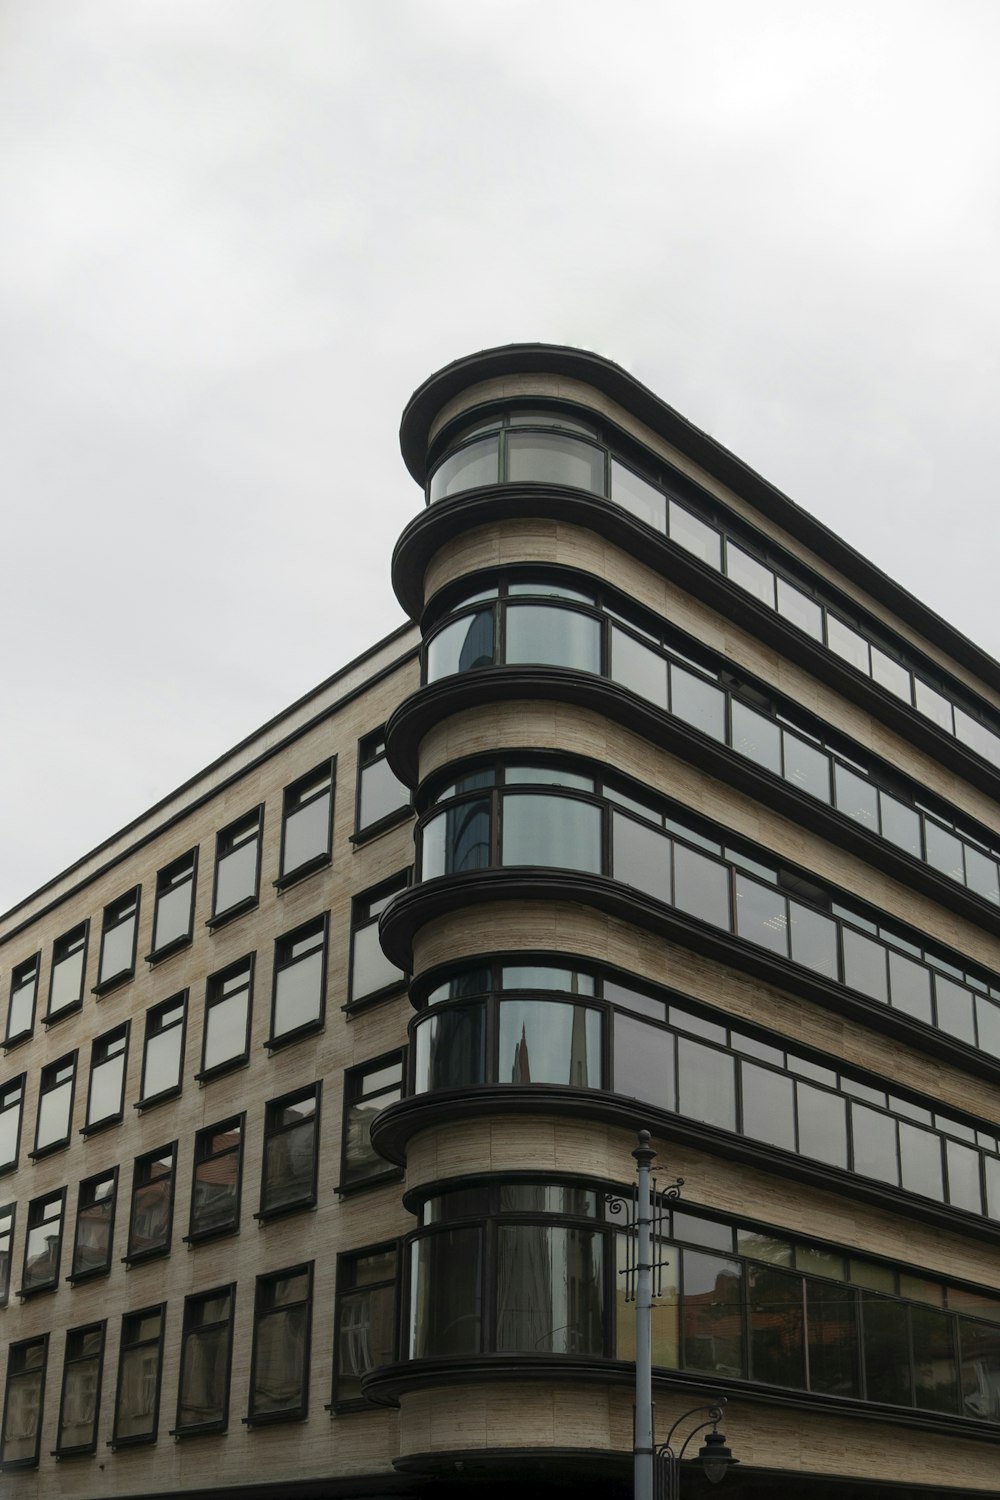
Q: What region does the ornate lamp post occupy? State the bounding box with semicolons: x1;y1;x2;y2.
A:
654;1398;738;1497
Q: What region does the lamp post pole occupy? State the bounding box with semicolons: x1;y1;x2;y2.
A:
632;1129;656;1500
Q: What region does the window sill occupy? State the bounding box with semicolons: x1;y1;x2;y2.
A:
253;1198;316;1224
273;853;331;892
335;1168;404;1197
107;1434;156;1451
3;1029;32;1051
51;1443;97;1459
327;1397;384;1415
80;1113;124;1138
134;1086;182;1114
206;897;259;931
342;982;408;1017
66;1265;111;1285
28;1139;70;1161
145;934;192;967
122;1246;170;1267
41;1001;83;1027
15;1281;58;1300
182;1224;239;1246
350;806;414;848
168;1424;228;1440
262;1022;324;1053
0;1161;17;1179
92;968;135;998
241;1410;306;1428
194;1057;250;1085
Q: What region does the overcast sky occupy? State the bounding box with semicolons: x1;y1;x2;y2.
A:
2;0;999;914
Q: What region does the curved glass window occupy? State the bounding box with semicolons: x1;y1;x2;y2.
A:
427;407;1000;773
423;576;1000;913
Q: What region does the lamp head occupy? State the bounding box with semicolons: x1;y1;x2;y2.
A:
699;1427;737;1485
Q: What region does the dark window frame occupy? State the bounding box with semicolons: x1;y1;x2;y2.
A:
208;805;264;928
4;953;40;1047
124;1142;177;1265
136;991;188;1111
330;1240;399;1410
110;1303;166;1449
44;920;89;1024
338;1050;405;1193
172;1283;237;1438
82;1021;130;1134
68;1166;119;1283
54;1320;106;1457
275;757;336;890
196;955;255;1082
31;1050;77;1158
185;1113;245;1244
346;871;409;1012
94;886;141;995
0;1075;25;1176
0;1201;15;1306
245;1261;314;1426
265;913;329;1050
146;849;198;964
257;1083;321;1221
0;1333;49;1470
353;728;410;843
18;1186;67;1297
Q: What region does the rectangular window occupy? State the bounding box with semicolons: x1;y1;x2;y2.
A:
175;1286;236;1435
333;1243;397;1405
259;1085;320;1218
70;1169;118;1280
46;921;88;1020
0;1076;25;1174
85;1022;129;1131
0;1203;15;1305
5;955;39;1044
20;1188;66;1294
188;1116;244;1241
96;887;140;992
348;874;408;1007
268;915;327;1046
126;1144;176;1262
55;1322;105;1456
340;1053;403;1189
278;759;335;884
150;850;197;958
139;992;186;1106
248;1264;313;1423
198;956;253;1078
33;1051;76;1155
113;1305;165;1446
210;807;263;923
356;730;409;837
0;1336;48;1469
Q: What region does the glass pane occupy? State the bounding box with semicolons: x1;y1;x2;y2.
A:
283;794;330;874
421;799;491;880
36;1079;72;1150
50;949;84;1011
143;1026;183;1099
880;794;922;857
115;1344;160;1439
274;949;323;1035
502;794;602;873
612;812;670;900
826;616;870;675
100;917;135;982
73;1190;113;1275
899;1121;944;1201
673;844;730;929
203;991;249;1072
262;1118;315;1211
966;847;1000;905
976;997;1000;1060
610;460;666;530
7;977;35;1038
935;977;976;1044
862;1294;911;1405
496;1226;604;1354
946;1139;982;1214
749;1264;805;1387
911;1304;958;1413
498;1000;600;1087
60;1359;99;1449
414;1005;487;1093
359;757;407;829
682;1250;743;1376
796;1083;848;1168
731;701;781;775
834;764;878;831
429;436;499;500
154;880;191;950
617;1233;678;1367
215;842;257;914
668;501;721;568
741;1061;795;1150
351;922;403;1000
426;610;495;680
776;577;823;640
783;733;831;801
3;1369;44;1461
505;604;601;673
337;1283;395;1400
670;666;726;742
955;707;1000;767
253;1303;307;1414
871;647;911;700
726;543;775;607
851;1104;899;1185
789;902;838;979
192;1153;239;1234
924;821;965;883
179;1326;228;1427
807;1279;860;1396
88;1054;125;1125
613;1014;675;1110
409;1229;482;1356
0;1107;19;1170
128;1167;172;1256
914;679;954;732
507;431;604;492
735;875;788;956
959;1317;1000;1421
611;627;667;709
887;950;933;1023
843;929;888;1003
677;1037;735;1131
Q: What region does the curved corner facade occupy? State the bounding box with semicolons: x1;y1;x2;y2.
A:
377;346;1000;1496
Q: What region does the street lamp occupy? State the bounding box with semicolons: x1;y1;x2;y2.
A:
655;1398;738;1498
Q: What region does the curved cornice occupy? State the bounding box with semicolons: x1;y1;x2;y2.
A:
384;666;1000;940
391;486;1000;800
398;345;1000;698
378;869;1000;1085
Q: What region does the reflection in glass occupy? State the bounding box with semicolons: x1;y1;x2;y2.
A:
735;876;788;956
807;1279;859;1395
613;1013;674;1110
421;799;491;879
498;1001;600;1087
749;1264;804;1387
863;1294;911;1405
783;734;831;801
414;1005;487;1093
732;702;781;774
502;794;602;873
505;604;601;672
429;436;499;500
682;1249;743;1376
409;1229;482;1356
496;1226;604;1353
426;609;495;680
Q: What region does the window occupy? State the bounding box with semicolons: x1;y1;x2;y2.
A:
210;807;262;924
84;1022;129;1131
55;1323;105;1455
259;1085;320;1218
348;874;407;1007
198;956;253;1079
112;1306;165;1446
95;887;140;992
278;759;335;884
187;1116;244;1241
149;850;197;958
0;1203;15;1305
268;916;327;1046
33;1051;76;1155
248;1264;313;1423
70;1169;117;1280
0;1336;48;1469
0;1076;24;1173
139;992;186;1106
20;1189;65;1294
333;1244;397;1406
356;730;409;837
46;921;88;1021
125;1144;176;1262
175;1286;236;1435
5;954;38;1044
340;1054;403;1189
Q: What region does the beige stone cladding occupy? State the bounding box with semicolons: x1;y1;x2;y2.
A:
0;642;421;1497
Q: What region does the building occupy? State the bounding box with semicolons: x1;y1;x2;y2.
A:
1;344;1000;1499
